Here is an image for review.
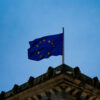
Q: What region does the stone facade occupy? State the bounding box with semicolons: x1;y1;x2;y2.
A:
0;64;100;100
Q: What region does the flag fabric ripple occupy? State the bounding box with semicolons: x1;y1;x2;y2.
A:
28;33;63;61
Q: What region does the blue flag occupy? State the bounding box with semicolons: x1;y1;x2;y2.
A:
28;33;63;61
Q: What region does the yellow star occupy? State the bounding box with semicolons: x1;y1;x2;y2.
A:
40;55;43;58
51;43;53;45
43;39;46;42
48;40;51;43
48;52;50;55
52;45;55;48
36;50;38;52
37;51;40;54
51;43;55;47
36;44;39;47
39;41;42;43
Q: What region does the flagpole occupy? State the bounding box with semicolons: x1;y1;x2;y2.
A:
62;27;64;64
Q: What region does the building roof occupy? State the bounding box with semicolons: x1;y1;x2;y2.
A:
0;64;100;100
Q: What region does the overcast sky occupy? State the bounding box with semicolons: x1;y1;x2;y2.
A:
0;0;100;92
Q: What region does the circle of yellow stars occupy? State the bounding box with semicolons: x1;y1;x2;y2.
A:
35;39;55;58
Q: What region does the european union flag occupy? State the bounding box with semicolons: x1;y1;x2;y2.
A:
28;33;63;61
